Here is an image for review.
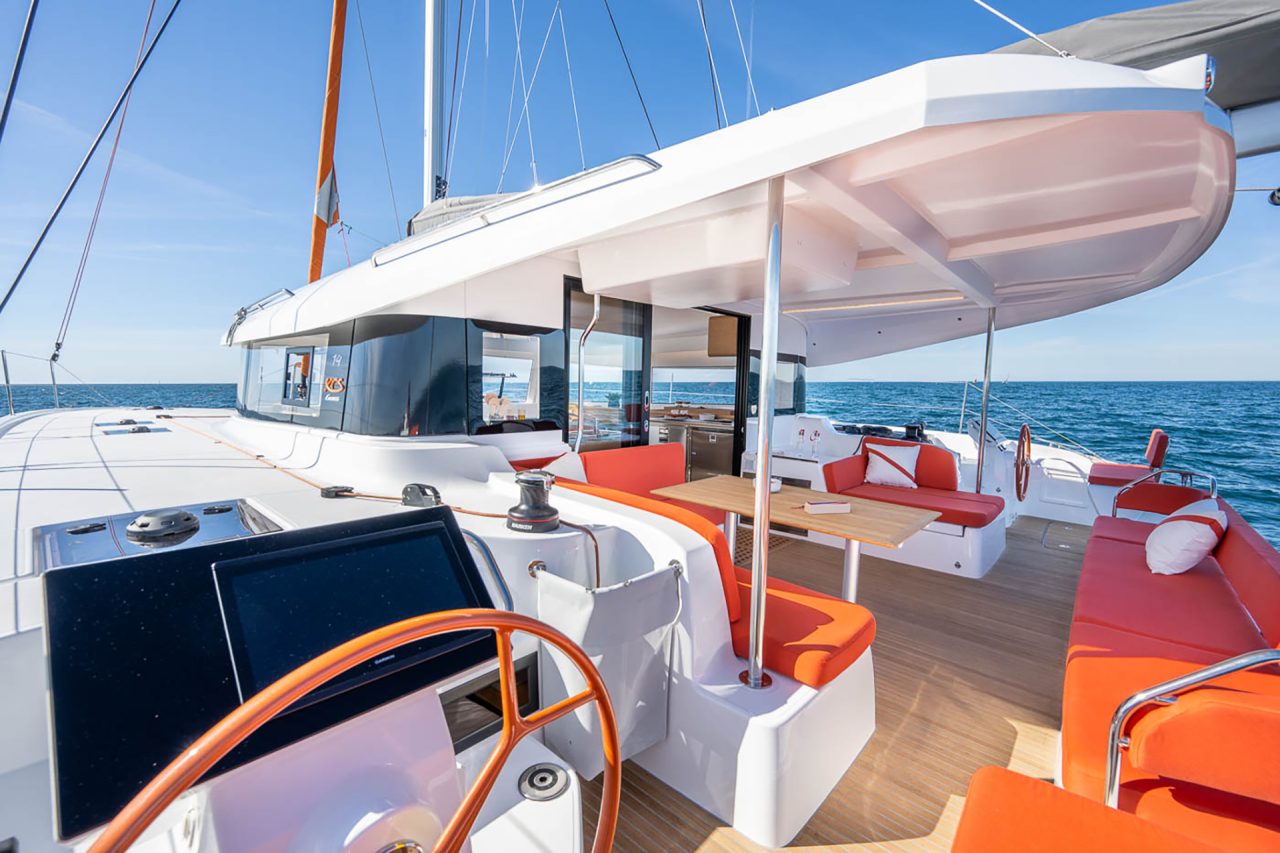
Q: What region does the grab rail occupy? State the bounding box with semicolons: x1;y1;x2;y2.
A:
459;529;515;611
1111;467;1218;516
1105;648;1280;807
223;288;294;345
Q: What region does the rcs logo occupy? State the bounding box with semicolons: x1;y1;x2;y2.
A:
323;377;346;394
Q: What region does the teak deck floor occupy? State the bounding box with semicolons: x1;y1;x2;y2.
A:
582;516;1090;851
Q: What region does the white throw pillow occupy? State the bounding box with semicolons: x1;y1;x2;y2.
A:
1145;501;1228;575
864;443;920;489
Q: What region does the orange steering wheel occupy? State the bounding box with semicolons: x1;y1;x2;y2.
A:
88;609;621;853
1015;423;1032;502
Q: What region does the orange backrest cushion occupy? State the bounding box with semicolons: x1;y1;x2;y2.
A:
861;437;959;491
822;454;866;493
580;443;686;497
557;480;741;623
1145;429;1170;468
1115;482;1208;516
1128;689;1280;807
1216;503;1280;647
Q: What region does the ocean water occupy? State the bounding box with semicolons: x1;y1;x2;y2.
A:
7;381;1277;544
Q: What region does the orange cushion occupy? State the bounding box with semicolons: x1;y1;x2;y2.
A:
1129;689;1280;806
1116;482;1210;516
729;566;875;688
1074;536;1266;657
843;483;1003;528
558;481;741;623
1146;428;1171;468
579;444;726;524
822;454;866;493
862;437;958;490
1216;504;1280;647
1089;461;1153;487
1062;621;1278;802
1091;515;1155;545
579;443;687;499
1124;777;1280;853
953;766;1219;853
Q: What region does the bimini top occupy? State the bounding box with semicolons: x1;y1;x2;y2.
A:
231;52;1234;366
996;0;1280;156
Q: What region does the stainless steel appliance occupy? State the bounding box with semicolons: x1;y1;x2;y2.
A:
689;427;734;480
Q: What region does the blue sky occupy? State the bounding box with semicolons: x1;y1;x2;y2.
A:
0;0;1275;383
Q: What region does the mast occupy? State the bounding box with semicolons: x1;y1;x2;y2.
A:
424;0;447;203
307;0;348;284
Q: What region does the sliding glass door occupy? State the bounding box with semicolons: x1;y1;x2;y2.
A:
566;279;651;451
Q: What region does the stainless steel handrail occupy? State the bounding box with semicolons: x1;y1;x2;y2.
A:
223;287;295;345
1105;648;1280;807
373;154;663;268
573;293;601;453
1111;467;1218;516
460;528;515;611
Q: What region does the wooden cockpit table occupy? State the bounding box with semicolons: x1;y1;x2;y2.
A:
652;475;938;601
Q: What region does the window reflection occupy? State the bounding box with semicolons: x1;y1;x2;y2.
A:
568;286;649;451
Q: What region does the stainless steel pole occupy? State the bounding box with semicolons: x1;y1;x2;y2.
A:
957;379;969;434
49;359;59;408
974;308;995;493
744;175;785;690
1;351;12;416
573;293;601;453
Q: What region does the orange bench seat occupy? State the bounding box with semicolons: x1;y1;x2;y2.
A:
728;567;875;689
1073;536;1267;658
954;766;1219;852
1061;503;1280;850
822;437;1004;529
558;480;873;688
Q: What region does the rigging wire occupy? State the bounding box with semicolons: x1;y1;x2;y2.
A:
442;0;465;195
0;0;185;320
444;0;481;184
51;0;157;364
497;0;527;188
600;0;659;149
694;0;726;129
727;0;760;118
353;0;401;236
745;0;756;119
336;218;387;246
497;1;559;191
509;0;540;187
0;0;39;150
557;4;586;171
969;0;1071;58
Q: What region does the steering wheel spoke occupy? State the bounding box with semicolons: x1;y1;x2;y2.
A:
87;610;621;853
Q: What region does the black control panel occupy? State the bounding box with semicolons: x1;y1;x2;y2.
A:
43;506;495;840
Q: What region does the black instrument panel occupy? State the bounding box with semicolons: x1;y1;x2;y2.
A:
43;506;496;841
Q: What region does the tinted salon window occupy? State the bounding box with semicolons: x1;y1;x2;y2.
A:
467;320;566;435
342;315;468;436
